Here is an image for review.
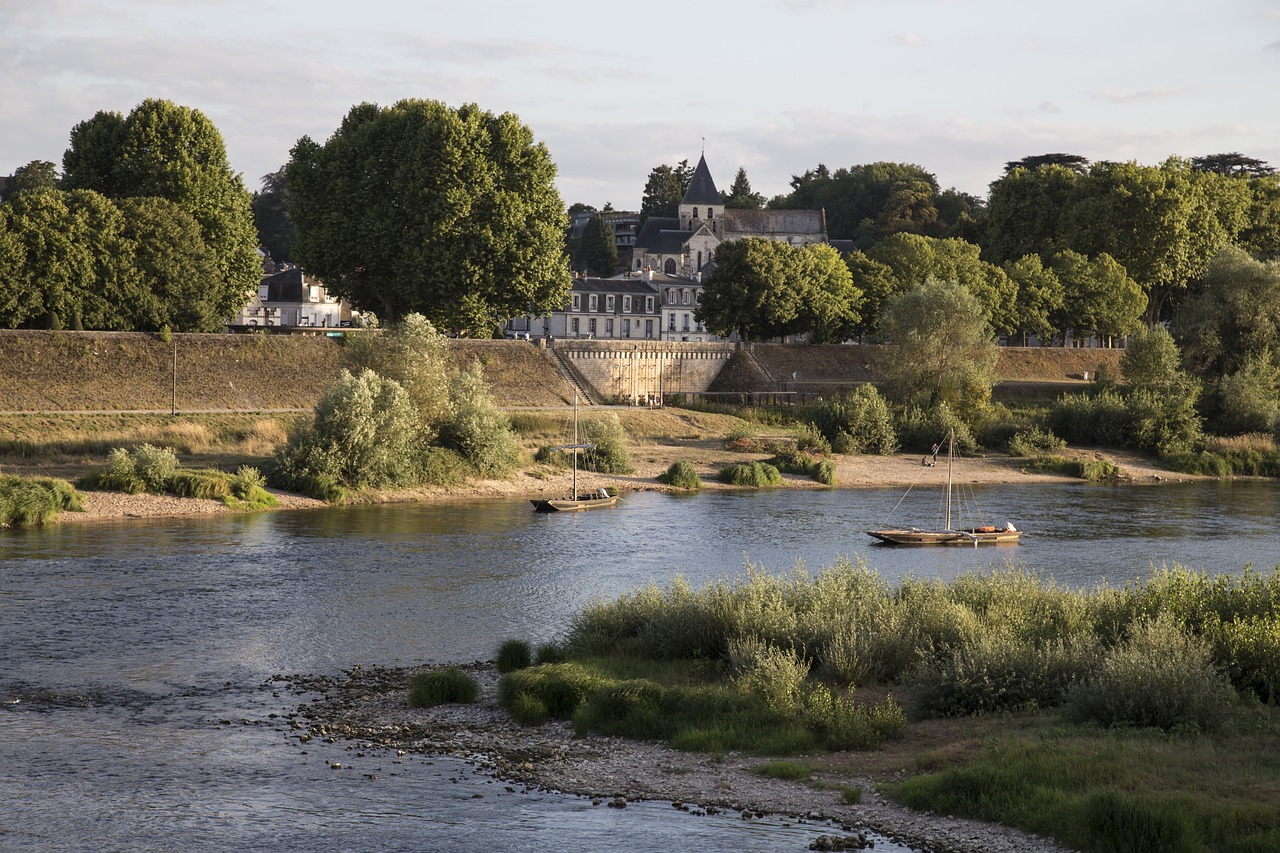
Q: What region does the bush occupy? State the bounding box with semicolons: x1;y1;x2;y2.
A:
408;667;480;707
80;444;177;494
1066;613;1236;732
438;361;521;476
896;404;976;455
802;386;898;455
132;443;179;490
1024;455;1122;481
801;686;906;751
168;469;233;499
496;638;533;673
580;414;634;474
728;636;810;717
657;461;703;490
768;447;835;484
0;475;83;528
497;663;606;720
534;641;566;665
1008;426;1066;457
717;461;782;487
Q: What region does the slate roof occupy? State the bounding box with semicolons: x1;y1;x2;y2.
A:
261;267;309;302
633;216;690;254
681;154;721;205
723;208;826;237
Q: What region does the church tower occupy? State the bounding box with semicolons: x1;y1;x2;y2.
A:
678;154;722;235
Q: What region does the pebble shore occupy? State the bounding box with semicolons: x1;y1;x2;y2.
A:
280;663;1071;853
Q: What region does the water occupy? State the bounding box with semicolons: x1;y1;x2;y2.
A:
3;481;1277;851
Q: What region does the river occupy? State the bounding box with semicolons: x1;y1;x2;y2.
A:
3;481;1277;851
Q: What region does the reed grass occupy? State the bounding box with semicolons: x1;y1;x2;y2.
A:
657;460;703;490
408;667;480;707
717;461;782;487
0;474;83;527
496;638;533;673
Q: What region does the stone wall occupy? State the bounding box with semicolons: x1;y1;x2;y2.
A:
554;341;737;402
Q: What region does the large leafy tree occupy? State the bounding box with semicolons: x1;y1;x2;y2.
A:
285;100;571;335
1002;153;1090;175
1191;152;1275;179
61;99;260;321
697;238;800;341
1175;245;1280;377
252;167;296;264
1002;253;1064;346
864;233;1019;336
1063;158;1250;324
875;277;999;414
117;196;223;331
981;163;1081;264
1048;250;1144;343
797;243;862;343
639;160;692;223
2;160;59;201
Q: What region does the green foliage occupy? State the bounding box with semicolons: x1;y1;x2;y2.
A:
1047;386;1204;457
895;404;977;454
0;475;83;528
1208;352;1280;436
1066;613;1236;732
813;459;837;485
657;460;703;490
1121;325;1185;391
1007;426;1066;457
285;99;571;335
876;278;999;416
728;636;811;717
497;663;607;720
168;468;233;499
344;314;451;438
496;638;533;674
1177;246;1280;378
802;386;898;455
801;686;907;751
717;461;783;487
580;414;634;474
224;465;278;511
438;361;520;476
408;667;480;707
750;760;816;781
80;444;178;493
1024;455;1122;481
273;369;423;492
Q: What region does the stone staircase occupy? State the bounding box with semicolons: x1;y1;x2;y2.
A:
546;344;597;404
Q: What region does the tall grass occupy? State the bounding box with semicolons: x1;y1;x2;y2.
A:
717;461;782;487
0;475;83;527
657;460;703;490
408;667;480;707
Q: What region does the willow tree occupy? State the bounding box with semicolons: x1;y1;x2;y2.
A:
286;100;571;335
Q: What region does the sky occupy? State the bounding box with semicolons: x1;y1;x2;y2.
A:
4;0;1280;210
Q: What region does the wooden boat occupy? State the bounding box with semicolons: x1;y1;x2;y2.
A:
530;395;618;513
866;429;1020;546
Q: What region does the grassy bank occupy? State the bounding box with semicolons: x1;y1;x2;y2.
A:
485;563;1280;853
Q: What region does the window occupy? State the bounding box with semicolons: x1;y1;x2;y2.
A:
667;288;675;303
664;258;676;274
588;318;597;337
645;319;654;338
623;295;631;312
589;294;598;312
682;289;690;305
572;294;581;311
623;318;631;337
668;313;676;331
683;313;691;331
697;250;702;270
645;296;654;313
571;317;580;335
606;295;615;312
606;318;614;337
695;290;702;304
708;208;714;220
692;207;699;219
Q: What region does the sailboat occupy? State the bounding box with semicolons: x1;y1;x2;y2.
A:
866;429;1021;546
530;395;618;512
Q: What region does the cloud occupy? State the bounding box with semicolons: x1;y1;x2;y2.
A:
1092;87;1190;104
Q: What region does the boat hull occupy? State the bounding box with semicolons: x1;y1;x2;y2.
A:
530;496;618;513
867;528;1021;546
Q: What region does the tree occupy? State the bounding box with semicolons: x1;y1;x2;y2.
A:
61;99;260;321
1191;153;1275;179
285;100;571;335
982;163;1081;263
2;160;59;201
577;213;618;277
639;160;692;224
1175;245;1280;378
1063;159;1250;325
773;161;946;246
842;251;897;338
1002;153;1090;175
723;167;765;209
116;196;223;331
875;278;998;416
1002;254;1064;345
796;243;862;343
1120;326;1185;391
697;238;801;341
1049;250;1145;343
252;167;296;264
1239;177;1280;260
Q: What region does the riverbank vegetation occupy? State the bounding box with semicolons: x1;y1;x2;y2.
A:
76;443;277;510
0;473;82;527
483;562;1280;852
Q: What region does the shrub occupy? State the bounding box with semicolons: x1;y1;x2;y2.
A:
1024;455;1122;481
438;361;521;476
1008;426;1066;457
813;459;837;485
80;444;177;494
728;636;810;717
132;443;179;491
496;638;533;673
1066;613;1236;732
408;667;480;707
768;447;834;484
508;690;550;726
224;465;278;511
657;461;703;490
168;469;233;499
717;461;782;487
802;386;898;455
801;686;907;751
580;414;634;474
896;404;976;455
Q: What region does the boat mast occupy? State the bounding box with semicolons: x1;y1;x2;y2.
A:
945;428;954;531
572;393;579;498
